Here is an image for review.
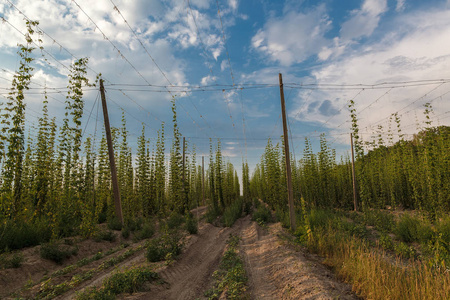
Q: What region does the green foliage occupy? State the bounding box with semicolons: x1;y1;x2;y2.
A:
223;198;243;227
93;230;116;242
185;213;198;234
40;242;78;264
363;209;395;232
395;214;433;244
251;204;272;226
133;222;155;241
146;231;183;262
205;204;221;224
0;219;52;252
378;232;395;251
76;266;158;299
0;252;24;269
107;217;123;231
205;235;248;300
167;211;185;229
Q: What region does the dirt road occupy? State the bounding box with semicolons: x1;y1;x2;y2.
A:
2;208;359;299
129;214;358;300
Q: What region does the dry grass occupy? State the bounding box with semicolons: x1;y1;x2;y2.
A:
309;227;449;299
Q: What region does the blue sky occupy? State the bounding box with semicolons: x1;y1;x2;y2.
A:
1;0;450;175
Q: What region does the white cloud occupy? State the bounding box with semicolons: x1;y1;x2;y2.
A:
201;75;217;85
294;8;450;142
396;0;406;12
251;5;331;66
340;0;388;41
228;0;238;11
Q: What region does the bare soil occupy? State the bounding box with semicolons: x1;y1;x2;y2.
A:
1;207;360;299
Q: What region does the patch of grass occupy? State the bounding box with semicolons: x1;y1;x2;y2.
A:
395;214;433;244
93;230;116;242
0;252;24;269
363;209;395;232
146;231;183;262
76;266;159;299
40;242;78;264
251;204;272;226
223;199;243;227
205;235;248;300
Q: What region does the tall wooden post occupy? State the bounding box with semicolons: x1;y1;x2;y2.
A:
279;73;296;231
202;156;205;205
99;79;123;225
350;133;358;211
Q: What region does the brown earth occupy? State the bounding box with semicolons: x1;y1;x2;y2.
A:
1;207;360;299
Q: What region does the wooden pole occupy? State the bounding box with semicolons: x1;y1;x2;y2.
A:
279;73;296;231
99;79;123;225
202;155;205;205
350;133;358;211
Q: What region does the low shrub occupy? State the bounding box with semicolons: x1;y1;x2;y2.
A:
0;219;52;252
252;204;272;226
0;252;24;269
146;231;183;262
379;232;395;251
395;214;433;244
93;230;116;242
133;222;155;241
185;213;198;234
40;242;78;264
205;205;221;224
363;209;395;232
76;266;159;299
223;199;243;227
107;217;122;231
167;212;184;230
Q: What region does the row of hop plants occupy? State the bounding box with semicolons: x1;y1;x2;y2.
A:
0;19;241;253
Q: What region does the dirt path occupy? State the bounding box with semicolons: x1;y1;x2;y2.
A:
129;216;247;300
240;221;359;299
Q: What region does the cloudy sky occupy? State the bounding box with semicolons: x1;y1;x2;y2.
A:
1;0;450;173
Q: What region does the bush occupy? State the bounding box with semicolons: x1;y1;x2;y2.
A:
437;217;450;250
185;214;198;234
396;214;433;244
134;222;155;241
146;231;183;262
121;227;130;239
0;219;52;252
76;267;158;299
205;205;221;224
394;242;417;259
125;217;143;232
107;217;123;231
223;199;243;227
379;232;395;251
40;242;78;264
94;230;116;242
167;212;184;230
252;204;272;226
363;209;395;232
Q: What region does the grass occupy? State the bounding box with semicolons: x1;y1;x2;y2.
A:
76;266;159;299
0;251;24;268
0;218;52;252
205;235;248;300
36;244;144;299
93;230;116;242
292;208;450;300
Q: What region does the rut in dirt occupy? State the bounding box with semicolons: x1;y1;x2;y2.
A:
131;217;247;300
240;220;359;300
